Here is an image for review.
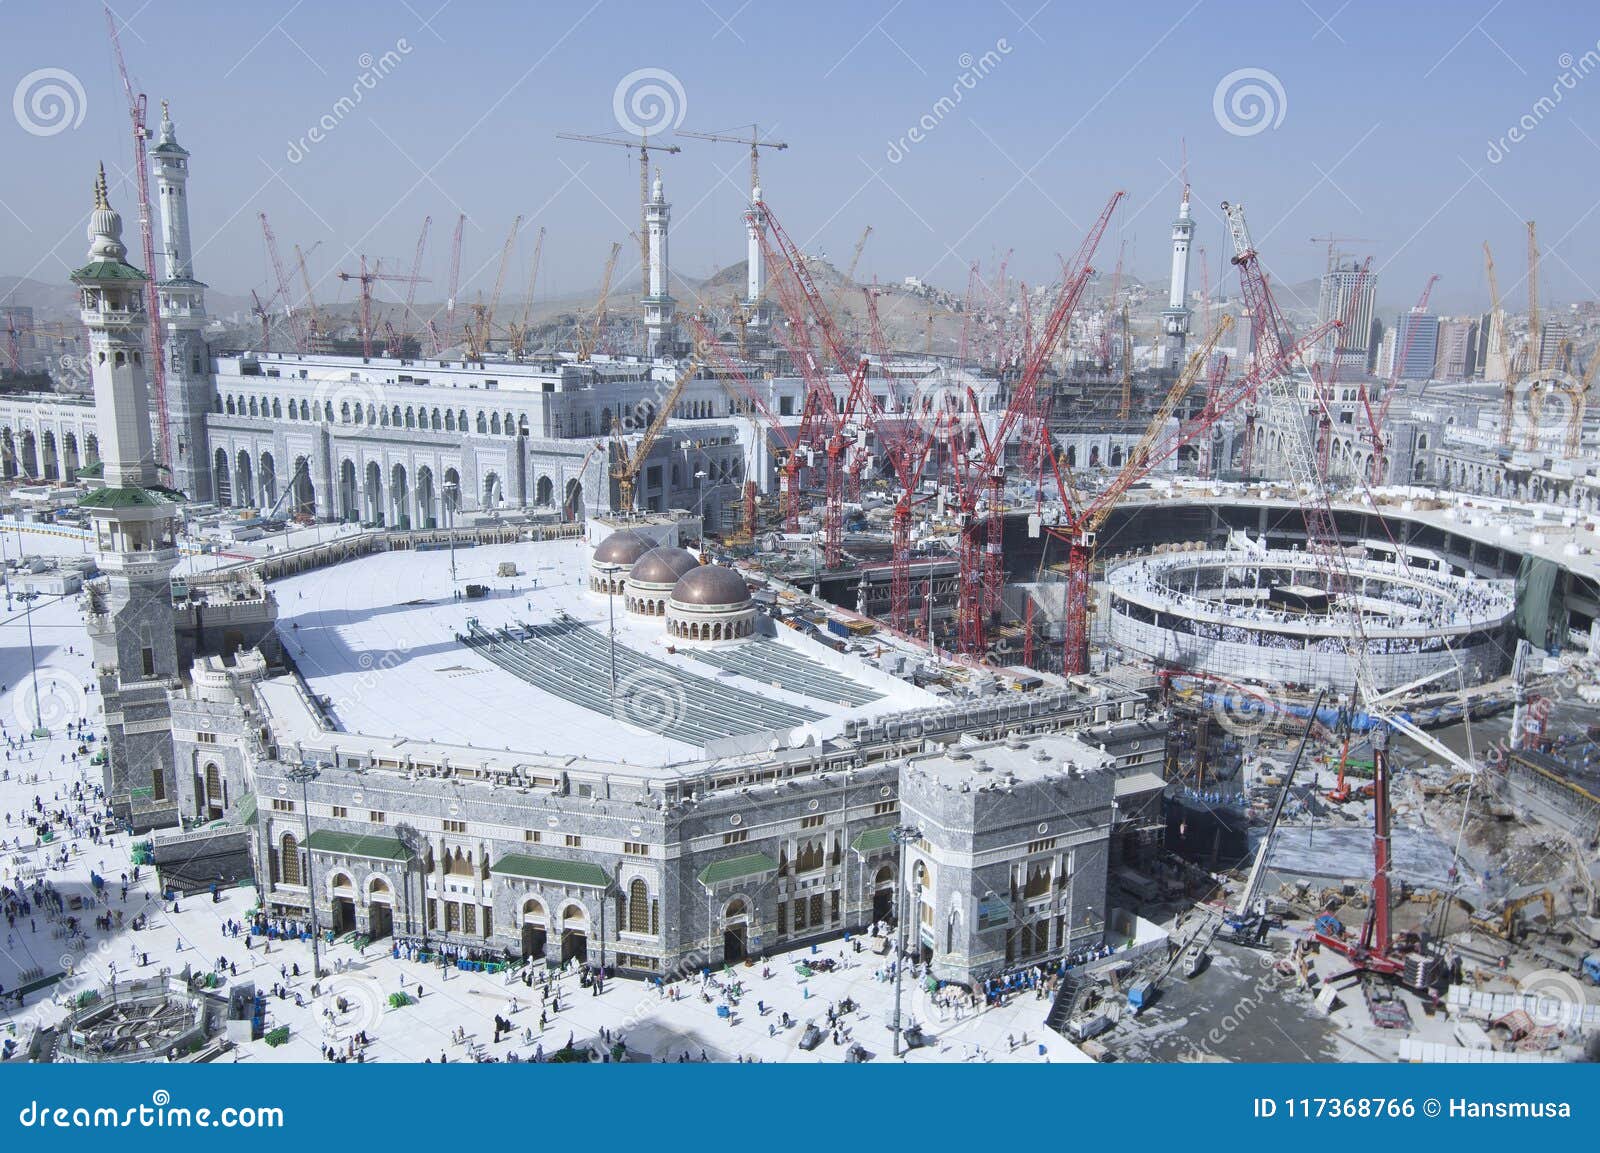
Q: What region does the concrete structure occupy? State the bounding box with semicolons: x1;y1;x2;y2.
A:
1316;260;1377;367
1160;185;1194;370
1104;544;1515;693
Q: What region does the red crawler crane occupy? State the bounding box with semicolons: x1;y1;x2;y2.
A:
685;314;803;532
948;189;1125;659
105;6;169;470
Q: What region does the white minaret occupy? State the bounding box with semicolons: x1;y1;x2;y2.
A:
73;164;182;830
150;103;215;501
743;188;769;332
643;170;675;357
1161;183;1194;371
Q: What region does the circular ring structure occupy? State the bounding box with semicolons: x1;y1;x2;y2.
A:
1105;544;1516;693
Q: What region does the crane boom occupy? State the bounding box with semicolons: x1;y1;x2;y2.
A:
105;4;169;469
613;357;701;512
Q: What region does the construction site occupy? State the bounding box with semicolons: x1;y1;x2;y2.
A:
1;9;1599;1070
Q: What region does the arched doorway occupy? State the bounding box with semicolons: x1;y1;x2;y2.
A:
364;461;383;524
415;465;435;529
259;452;278;509
367;877;394;940
483;471;502;510
536;475;554;506
40;431;58;480
521;898;548;960
559;902;588;964
390;463;409;529
290;456;315;519
329;871;357;934
722;896;749;962
872;864;896;923
19;430;38;477
202;762;224;821
564;478;584;522
62;432;79;480
236;450;254;508
213;447;231;505
0;429;15;478
339;459;359;522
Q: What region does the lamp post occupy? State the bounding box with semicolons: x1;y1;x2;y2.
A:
889;822;921;1057
596;561;621;698
1;523;48;737
441;481;459;586
286;763;324;979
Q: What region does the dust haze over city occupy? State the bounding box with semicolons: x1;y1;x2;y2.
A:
0;0;1597;1089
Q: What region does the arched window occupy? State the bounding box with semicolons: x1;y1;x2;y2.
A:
628;879;651;934
280;832;301;886
476;412;488;434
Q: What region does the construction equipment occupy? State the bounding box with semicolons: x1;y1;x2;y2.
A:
259;213;307;353
507;227;546;359
397;216;431;353
1036;316;1233;673
104;5;169;469
469;215;521;358
338;256;428;360
610;356;700;513
685;313;803;532
950;189;1124;658
1470;890;1555;942
676;124;787;194
294;244;322;352
556;130;681;295
432;212;466;356
845;225;872;283
1116;305;1133;419
576;243;623;361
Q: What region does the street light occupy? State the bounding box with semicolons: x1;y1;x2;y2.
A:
441;481;459;586
595;561;621;698
889;822;922;1058
286;762;325;980
2;523;49;737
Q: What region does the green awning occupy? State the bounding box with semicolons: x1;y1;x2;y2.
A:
697;852;778;888
851;826;895;853
306;828;409;862
491;854;609;888
78;485;184;510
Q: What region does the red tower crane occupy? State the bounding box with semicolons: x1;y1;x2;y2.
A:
259;213;307;354
104;5;170;470
338;256;428;359
432;212;466;355
950;189;1124;659
398;216;431;352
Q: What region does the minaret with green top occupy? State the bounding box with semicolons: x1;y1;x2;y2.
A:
74;165;183;831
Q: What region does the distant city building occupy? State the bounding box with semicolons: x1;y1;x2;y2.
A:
1539;321;1571;370
1315;261;1377;366
1434;318;1473;381
1393;311;1439;381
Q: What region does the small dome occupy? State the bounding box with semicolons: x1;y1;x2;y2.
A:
671;565;750;608
593;529;654;567
628;546;699;586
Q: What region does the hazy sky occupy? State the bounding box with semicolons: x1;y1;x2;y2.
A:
3;0;1598;319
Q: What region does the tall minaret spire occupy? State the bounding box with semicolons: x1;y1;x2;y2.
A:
73;166;183;830
643;168;675;357
1161;155;1195;371
150;101;215;501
